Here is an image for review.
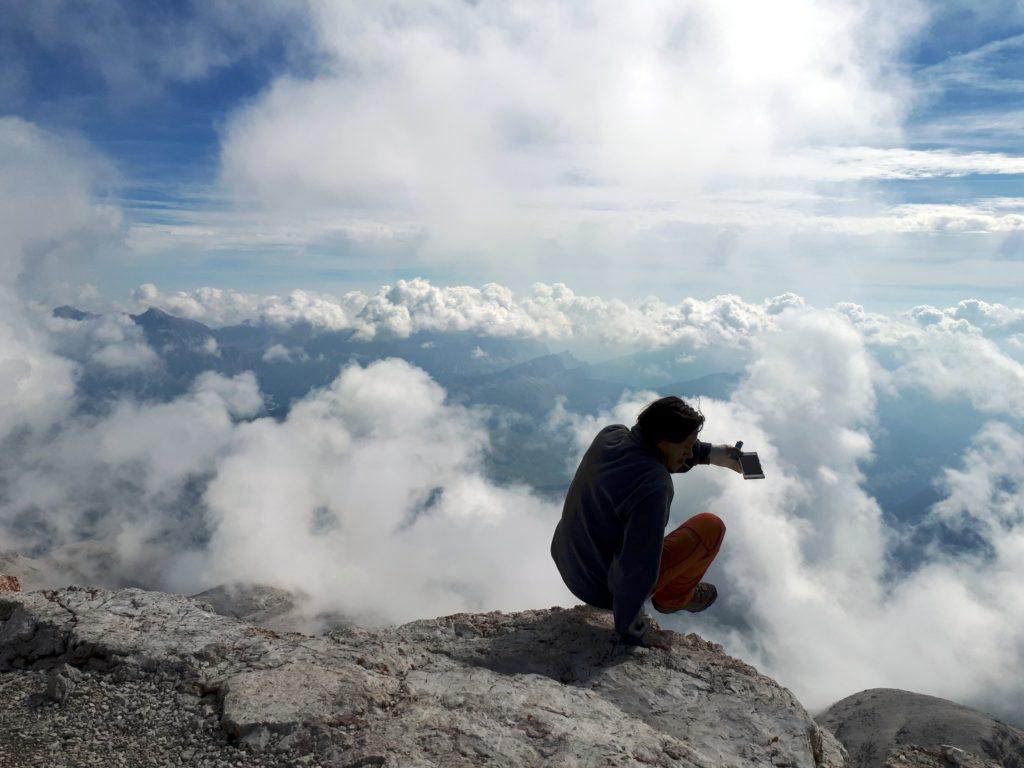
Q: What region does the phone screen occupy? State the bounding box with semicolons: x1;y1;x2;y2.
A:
740;452;765;479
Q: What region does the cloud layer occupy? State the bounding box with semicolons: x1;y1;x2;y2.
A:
0;359;571;630
549;305;1024;724
655;308;1024;722
126;278;796;351
212;0;937;255
9;276;1024;725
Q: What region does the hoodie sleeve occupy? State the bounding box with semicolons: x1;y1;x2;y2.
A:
607;481;672;645
676;440;712;474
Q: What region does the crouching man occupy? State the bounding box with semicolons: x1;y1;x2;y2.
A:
550;396;742;650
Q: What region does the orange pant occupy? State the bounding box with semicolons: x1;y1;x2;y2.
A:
650;512;726;611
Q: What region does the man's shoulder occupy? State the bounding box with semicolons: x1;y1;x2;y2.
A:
585;423;628;449
591;425;669;483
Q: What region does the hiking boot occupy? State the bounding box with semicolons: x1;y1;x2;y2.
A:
652;582;718;614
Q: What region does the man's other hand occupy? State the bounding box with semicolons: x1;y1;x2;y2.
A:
709;444;743;474
642;628;673;651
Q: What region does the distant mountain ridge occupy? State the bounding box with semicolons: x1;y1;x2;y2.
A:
129;307;216;348
53;305;99;321
52;305;742;420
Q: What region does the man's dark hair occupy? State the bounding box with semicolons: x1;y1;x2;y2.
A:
636;396;704;444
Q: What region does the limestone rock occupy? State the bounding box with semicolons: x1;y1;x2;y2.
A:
1;586;846;767
817;688;1024;768
883;744;1000;767
45;662;81;703
220;660;399;742
190;581;355;634
191;582;300;623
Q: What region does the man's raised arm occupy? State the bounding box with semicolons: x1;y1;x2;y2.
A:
678;442;744;474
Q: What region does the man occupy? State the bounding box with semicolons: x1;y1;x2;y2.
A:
550;396;742;650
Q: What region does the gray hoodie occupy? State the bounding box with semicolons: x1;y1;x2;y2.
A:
549;424;711;645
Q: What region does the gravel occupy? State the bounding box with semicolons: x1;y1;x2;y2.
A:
0;667;329;768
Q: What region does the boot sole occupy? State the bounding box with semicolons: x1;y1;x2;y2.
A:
652;589;717;614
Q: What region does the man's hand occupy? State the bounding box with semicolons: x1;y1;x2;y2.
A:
709;444;743;474
641;628;673;651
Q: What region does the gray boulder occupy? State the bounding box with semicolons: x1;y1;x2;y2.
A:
190;582;354;634
45;662;82;703
817;688;1024;768
883;743;1000;767
0;585;845;767
191;582;301;625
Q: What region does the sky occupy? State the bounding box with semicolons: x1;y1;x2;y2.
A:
4;0;1024;727
2;0;1024;311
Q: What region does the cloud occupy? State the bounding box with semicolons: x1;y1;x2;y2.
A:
90;341;159;371
7;3;1024;723
197;359;567;622
109;274;1024;435
11;267;1024;723
911;297;1024;334
547;388;665;477
889;325;1024;417
928;421;1024;550
0;117;124;441
0;290;77;440
604;305;1024;724
216;0;923;252
262;344;297;363
0;117;122;296
827;299;1024;416
912;111;1024;149
541;302;1024;722
125;278;796;351
116;280;1024;428
0;359;571;627
809;147;1024;180
920;30;1024;94
129;282;364;332
55;1;1016;293
1006;333;1024;361
44;311;161;372
0;371;264;585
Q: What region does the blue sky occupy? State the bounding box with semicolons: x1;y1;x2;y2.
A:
3;0;1024;313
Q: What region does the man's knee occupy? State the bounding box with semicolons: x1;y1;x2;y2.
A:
687;511;726;551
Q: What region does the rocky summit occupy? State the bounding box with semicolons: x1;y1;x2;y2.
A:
817;688;1024;768
0;584;845;767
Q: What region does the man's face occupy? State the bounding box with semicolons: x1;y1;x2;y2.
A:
657;431;699;472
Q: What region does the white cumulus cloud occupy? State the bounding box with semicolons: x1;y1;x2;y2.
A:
216;0;923;253
0;360;572;628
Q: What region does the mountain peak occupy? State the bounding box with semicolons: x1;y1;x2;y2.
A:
129;306;213;346
132;306;172;320
818;688;1024;768
0;584;844;766
52;305;99;321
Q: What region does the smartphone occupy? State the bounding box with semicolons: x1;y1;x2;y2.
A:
740;452;765;480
